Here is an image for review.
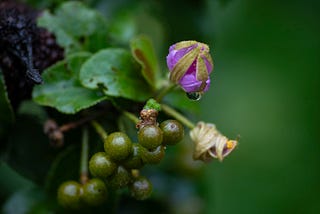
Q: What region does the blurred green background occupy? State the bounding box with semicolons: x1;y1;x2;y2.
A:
200;1;320;214
1;0;320;213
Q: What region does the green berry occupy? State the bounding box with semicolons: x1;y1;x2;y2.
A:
82;178;108;206
89;152;117;179
141;145;165;164
104;132;132;161
123;144;145;169
160;120;184;145
57;181;82;210
108;166;132;189
138;125;163;150
130;176;153;200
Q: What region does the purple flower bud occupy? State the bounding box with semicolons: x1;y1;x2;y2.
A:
166;41;213;93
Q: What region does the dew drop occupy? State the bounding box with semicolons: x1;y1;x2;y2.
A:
186;92;202;101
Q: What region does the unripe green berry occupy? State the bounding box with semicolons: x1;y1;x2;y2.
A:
108;166;132;189
57;181;82;210
89;152;117;179
104;132;132;161
82;178;108;206
130;176;153;200
138;125;163;150
141;145;165;164
160;120;184;145
123;144;144;169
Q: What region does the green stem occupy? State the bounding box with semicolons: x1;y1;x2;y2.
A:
155;83;177;102
80;127;89;184
91;120;108;141
161;104;196;129
122;111;140;124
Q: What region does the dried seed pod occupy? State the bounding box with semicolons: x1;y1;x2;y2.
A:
43;119;64;147
190;122;237;162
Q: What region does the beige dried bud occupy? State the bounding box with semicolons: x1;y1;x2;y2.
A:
190;122;237;162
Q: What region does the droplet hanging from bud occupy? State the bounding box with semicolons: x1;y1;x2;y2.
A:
186;92;202;101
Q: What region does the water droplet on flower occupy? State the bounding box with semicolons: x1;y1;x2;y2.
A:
186;92;202;101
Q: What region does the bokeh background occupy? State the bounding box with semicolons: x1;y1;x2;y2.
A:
200;1;320;213
1;0;320;213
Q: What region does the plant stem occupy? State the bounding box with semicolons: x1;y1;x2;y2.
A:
123;111;140;124
161;104;196;129
91;120;108;141
80;127;89;184
155;83;177;102
59;113;103;132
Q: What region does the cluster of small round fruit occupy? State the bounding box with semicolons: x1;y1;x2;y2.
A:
57;118;184;209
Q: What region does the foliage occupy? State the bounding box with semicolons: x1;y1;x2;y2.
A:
0;1;202;213
2;0;319;213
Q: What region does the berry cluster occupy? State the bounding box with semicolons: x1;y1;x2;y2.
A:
57;106;184;209
90;119;184;196
57;178;107;210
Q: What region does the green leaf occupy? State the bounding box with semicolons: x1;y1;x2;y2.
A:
0;69;14;138
80;48;153;101
44;145;80;194
2;187;45;214
32;52;108;114
108;11;137;45
4;115;58;185
130;35;160;88
37;1;108;53
17;101;48;123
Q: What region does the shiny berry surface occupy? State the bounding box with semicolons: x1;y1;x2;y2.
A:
108;166;132;189
57;181;82;210
138;125;163;150
89;152;117;179
82;178;108;206
141;145;165;164
123;144;144;169
104;132;132;161
130;176;153;200
160;120;184;145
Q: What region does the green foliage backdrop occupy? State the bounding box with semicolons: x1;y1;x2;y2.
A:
1;0;319;213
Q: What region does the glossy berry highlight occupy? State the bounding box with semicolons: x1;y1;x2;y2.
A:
160;120;184;145
104;132;133;161
82;178;108;206
123;144;145;169
89;152;117;179
130;176;153;200
108;166;132;189
138;125;163;150
57;181;83;210
141;145;165;164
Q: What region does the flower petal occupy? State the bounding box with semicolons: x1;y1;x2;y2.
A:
166;44;197;71
166;40;213;94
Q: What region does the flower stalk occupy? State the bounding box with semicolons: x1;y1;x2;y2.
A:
91;120;108;141
161;104;195;129
80;127;89;184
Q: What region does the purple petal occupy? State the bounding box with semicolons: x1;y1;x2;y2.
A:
166;44;197;71
179;75;210;93
179;60;211;93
